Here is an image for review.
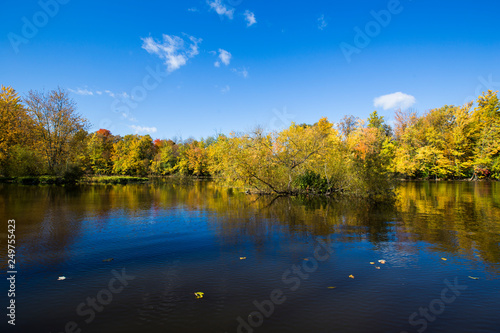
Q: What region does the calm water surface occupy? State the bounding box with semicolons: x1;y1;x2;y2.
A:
1;181;499;332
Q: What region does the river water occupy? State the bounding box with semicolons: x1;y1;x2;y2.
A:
1;181;499;332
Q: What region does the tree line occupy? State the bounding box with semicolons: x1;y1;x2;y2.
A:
1;85;498;195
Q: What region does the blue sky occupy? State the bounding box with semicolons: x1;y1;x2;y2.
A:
2;0;500;140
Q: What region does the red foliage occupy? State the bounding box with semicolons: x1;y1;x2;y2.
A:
96;129;111;138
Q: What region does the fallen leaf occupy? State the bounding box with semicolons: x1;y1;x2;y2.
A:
375;266;381;269
239;257;247;260
378;260;386;264
468;276;479;280
441;258;447;261
370;262;375;265
349;275;355;279
194;292;204;298
303;258;309;261
58;276;66;281
327;286;337;289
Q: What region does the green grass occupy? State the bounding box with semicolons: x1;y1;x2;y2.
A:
84;175;149;184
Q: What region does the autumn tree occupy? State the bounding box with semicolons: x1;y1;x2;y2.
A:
25;87;90;174
337;115;359;141
471;90;500;178
150;139;179;175
86;129;117;175
348;111;395;195
179;139;209;176
209;118;348;194
112;134;154;176
0;85;36;175
392;103;477;179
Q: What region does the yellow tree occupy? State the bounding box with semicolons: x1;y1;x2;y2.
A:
86;129;116;175
208;118;339;194
150;139;179;175
112;135;154;176
471;90;500;178
177;139;209;176
0;85;34;175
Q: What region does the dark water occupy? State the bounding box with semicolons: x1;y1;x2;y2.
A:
1;181;499;333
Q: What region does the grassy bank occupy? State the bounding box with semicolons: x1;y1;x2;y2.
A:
81;176;149;184
0;175;149;185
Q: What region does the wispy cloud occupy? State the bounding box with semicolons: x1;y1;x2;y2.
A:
103;90;128;99
187;7;198;12
69;88;129;99
317;14;328;30
232;67;248;78
221;85;230;94
130;125;157;134
244;10;257;27
374;92;416;110
141;34;202;72
215;48;232;67
68;88;94;96
122;112;137;122
207;0;234;19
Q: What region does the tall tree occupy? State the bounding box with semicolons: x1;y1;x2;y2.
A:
87;129;117;174
471;90;500;178
25;87;89;174
0;85;33;174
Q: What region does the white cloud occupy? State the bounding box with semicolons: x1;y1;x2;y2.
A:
187;7;198;12
122;113;137;122
317;14;328;30
218;49;231;66
232;67;248;78
214;61;220;67
208;0;234;19
68;88;133;100
244;10;256;27
130;125;157;134
141;34;202;72
104;90;115;98
374;92;416;110
221;85;230;94
68;88;94;96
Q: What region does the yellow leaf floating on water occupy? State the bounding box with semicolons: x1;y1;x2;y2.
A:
468;276;479;280
378;260;386;264
327;286;337;289
239;257;247;260
370;262;375;265
349;275;355;279
194;292;204;298
441;258;447;261
303;258;309;261
375;266;381;270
